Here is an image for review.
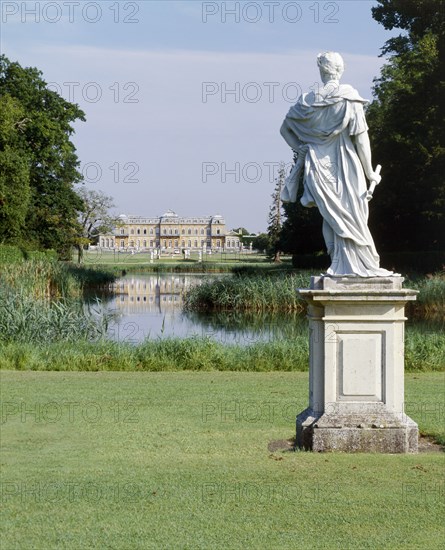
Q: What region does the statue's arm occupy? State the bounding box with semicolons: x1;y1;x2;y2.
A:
354;131;381;184
280;119;304;151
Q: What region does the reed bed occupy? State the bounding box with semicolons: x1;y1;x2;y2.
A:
0;286;112;344
183;273;311;312
184;271;445;316
0;260;78;299
0;259;116;299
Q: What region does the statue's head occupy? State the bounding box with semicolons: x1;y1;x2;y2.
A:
317;52;344;83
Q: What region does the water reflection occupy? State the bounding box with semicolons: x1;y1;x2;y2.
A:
112;273;198;313
96;273;441;345
100;273;306;344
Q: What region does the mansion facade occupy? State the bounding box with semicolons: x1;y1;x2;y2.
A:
99;210;241;251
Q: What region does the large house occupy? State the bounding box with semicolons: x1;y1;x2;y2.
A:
98;210;241;251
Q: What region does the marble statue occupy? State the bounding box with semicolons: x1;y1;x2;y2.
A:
280;51;393;277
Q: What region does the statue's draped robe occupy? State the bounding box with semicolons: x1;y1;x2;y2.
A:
282;82;393;277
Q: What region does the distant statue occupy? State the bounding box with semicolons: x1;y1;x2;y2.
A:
280;52;393;277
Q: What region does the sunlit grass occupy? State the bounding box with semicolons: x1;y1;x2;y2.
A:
0;371;443;550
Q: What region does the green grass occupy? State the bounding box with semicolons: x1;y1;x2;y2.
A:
1;323;443;372
0;338;310;372
0;371;443;550
79;249;296;273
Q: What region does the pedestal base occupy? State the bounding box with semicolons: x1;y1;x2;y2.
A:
296;275;418;453
297;408;418;453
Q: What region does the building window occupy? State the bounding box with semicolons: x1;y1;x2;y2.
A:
188;240;191;247
217;229;220;235
120;228;125;235
150;241;154;247
175;240;178;247
169;229;172;235
188;229;191;235
163;240;167;247
137;229;140;235
131;229;134;235
150;229;153;235
201;229;204;235
182;229;185;235
143;229;147;235
163;229;166;235
216;240;221;247
143;240;147;247
182;240;185;247
195;229;198;235
120;240;124;248
194;240;198;247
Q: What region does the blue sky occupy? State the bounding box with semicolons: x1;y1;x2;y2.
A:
1;1;399;232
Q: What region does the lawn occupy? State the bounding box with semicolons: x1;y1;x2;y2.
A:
1;371;444;549
79;249;276;266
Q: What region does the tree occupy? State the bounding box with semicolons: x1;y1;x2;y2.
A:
74;188;117;263
267;162;286;262
279;152;325;257
0;95;31;243
251;233;270;253
366;0;445;252
231;227;250;244
0;55;86;256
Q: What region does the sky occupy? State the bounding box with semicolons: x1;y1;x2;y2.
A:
0;0;400;233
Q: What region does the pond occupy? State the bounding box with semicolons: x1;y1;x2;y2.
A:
88;272;442;346
93;273;308;344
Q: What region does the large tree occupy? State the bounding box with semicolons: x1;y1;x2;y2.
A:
0;95;31;243
0;55;86;256
366;0;445;252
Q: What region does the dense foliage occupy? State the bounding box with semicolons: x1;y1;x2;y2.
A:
367;0;445;252
0;55;86;256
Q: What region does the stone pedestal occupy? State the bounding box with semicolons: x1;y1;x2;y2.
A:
297;276;418;453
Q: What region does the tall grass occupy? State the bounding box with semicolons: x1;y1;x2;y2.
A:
406;273;445;317
184;271;445;315
183;273;311;312
0;259;116;299
0;286;112;343
0;338;308;372
0;260;78;299
0;324;442;372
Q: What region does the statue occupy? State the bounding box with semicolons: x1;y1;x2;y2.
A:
280;52;393;277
